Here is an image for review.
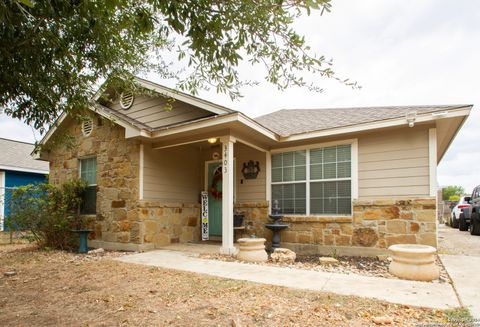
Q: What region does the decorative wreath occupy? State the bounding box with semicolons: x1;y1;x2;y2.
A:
210;167;223;199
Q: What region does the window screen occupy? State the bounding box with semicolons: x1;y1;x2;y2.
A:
80;157;97;215
271;144;352;216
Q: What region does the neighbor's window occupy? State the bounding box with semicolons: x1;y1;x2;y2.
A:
80;157;97;214
271;144;352;216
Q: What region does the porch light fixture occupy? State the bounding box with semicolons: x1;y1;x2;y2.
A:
207;138;217;144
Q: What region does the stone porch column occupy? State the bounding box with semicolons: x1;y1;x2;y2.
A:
220;136;236;255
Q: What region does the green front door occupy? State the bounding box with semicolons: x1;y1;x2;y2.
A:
207;161;222;236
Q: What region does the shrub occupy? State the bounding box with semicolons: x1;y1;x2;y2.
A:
8;178;87;250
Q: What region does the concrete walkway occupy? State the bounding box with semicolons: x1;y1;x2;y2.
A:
440;254;480;319
117;250;459;310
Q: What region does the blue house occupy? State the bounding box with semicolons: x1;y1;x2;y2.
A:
0;138;49;231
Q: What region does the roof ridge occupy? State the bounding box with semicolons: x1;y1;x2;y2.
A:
276;104;473;111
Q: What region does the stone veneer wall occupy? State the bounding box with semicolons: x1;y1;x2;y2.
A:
234;201;270;239
235;198;437;255
138;201;201;247
48;116;203;250
352;198;437;248
47;116;141;246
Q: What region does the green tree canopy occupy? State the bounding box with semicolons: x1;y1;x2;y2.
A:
442;185;466;201
1;0;355;133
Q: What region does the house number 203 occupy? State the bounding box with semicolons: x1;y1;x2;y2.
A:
223;144;228;173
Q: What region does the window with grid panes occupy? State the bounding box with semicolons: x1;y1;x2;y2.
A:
271;144;352;215
271;151;306;214
80;157;97;215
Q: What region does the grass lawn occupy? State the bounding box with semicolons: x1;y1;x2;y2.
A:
0;244;470;326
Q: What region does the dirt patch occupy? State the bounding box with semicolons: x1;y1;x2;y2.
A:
199;253;451;283
0;244;463;326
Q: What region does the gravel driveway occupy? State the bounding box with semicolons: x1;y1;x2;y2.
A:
438;223;480;256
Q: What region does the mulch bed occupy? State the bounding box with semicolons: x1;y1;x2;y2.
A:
198;253;451;283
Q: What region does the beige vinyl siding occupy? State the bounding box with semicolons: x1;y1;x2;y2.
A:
234;143;266;202
110;95;213;129
143;144;201;202
199;143;266;203
358;127;430;198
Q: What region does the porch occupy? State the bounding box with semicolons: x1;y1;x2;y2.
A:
139;133;270;255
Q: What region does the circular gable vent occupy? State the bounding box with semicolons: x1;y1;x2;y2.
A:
119;91;134;109
81;118;94;137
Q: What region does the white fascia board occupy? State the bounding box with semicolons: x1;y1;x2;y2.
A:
135;78;234;116
35;112;68;149
36;106;147;153
151;113;239;138
91;105;147;138
280;108;472;143
0;165;49;175
437;113;470;163
151;113;278;141
237;114;278;140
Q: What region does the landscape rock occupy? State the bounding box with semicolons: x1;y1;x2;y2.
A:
372;316;393;324
4;271;17;277
318;257;339;265
270;248;296;264
88;248;105;254
377;255;389;261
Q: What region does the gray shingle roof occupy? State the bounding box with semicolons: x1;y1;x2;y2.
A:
0;138;49;173
255;105;472;137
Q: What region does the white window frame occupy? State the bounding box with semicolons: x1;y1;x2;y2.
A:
269;138;358;216
78;156;97;187
78;157;97;215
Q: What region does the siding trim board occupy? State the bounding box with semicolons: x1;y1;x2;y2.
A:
429;128;438;196
0;171;4;231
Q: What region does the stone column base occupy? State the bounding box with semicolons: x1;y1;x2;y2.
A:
219;246;238;256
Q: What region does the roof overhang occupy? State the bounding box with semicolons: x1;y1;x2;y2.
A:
435;109;471;162
149;112;279;151
0;164;48;175
133;77;234;116
279;106;472;143
34;104;147;160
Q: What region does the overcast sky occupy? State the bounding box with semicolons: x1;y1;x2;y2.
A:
1;0;478;192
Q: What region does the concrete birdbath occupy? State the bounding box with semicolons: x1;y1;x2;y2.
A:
72;229;92;254
388;244;440;281
236;238;268;262
265;200;289;251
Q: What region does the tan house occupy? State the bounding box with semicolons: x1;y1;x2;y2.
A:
36;77;472;255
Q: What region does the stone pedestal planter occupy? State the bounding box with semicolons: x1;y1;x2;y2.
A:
236;238;268;262
388;244;439;281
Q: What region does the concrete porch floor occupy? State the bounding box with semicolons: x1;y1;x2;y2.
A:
157;241;231;255
117;248;460;310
